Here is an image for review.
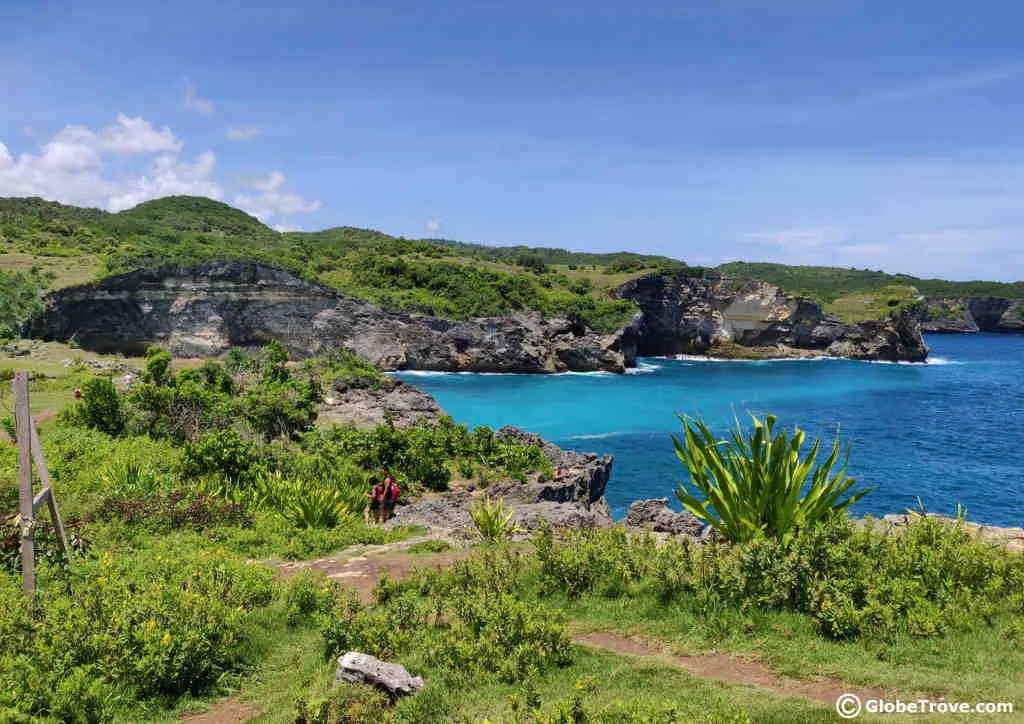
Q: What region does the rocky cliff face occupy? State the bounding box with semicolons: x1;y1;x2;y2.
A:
917;297;1024;334
617;272;929;362
32;262;630;373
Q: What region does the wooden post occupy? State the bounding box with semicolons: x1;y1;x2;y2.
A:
32;424;71;563
13;370;71;598
14;371;35;596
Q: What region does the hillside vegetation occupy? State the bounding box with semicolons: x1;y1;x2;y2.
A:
719;262;1024;303
0;196;673;334
3;195;1023;338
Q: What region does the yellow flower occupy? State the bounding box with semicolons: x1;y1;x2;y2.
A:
97;576;106;584
145;619;156;633
822;599;833;610
162;633;172;646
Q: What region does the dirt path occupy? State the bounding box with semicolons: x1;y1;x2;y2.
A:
180;699;258;723
275;538;475;602
573;630;940;707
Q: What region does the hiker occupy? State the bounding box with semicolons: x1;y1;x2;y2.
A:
73;387;82;401
379;467;400;522
363;471;400;525
123;372;134;391
553;466;566;482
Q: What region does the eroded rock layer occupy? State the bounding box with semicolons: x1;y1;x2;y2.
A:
32;262;629;373
916;297;1024;334
616;272;929;362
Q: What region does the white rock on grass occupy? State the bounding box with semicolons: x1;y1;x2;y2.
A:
334;651;424;697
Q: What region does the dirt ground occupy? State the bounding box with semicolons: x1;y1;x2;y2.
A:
572;630;940;707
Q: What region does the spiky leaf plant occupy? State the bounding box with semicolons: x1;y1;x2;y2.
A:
672;413;871;543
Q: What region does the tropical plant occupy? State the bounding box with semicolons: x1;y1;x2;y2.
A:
469;495;522;542
672;413;871;543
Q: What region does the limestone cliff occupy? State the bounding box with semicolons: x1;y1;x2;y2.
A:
31;262;630;373
616;272;929;362
917;297;1024;334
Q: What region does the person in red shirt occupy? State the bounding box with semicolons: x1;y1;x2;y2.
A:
363;468;400;525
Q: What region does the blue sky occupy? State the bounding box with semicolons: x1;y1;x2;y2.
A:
2;0;1024;280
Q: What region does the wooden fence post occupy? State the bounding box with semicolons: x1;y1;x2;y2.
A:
14;371;35;596
13;370;71;598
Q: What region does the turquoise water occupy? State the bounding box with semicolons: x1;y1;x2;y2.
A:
396;334;1024;528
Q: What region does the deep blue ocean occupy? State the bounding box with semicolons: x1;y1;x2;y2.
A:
396;334;1024;528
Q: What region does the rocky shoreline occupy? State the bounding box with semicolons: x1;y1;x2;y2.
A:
32;262;931;370
617;272;929;362
314;377;1022;548
916;296;1024;334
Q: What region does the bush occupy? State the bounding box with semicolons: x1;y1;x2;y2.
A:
142;344;173;386
0;545;275;719
181;428;261;484
319;549;572;686
92;491;251;533
533;516;1024;643
77;376;125;436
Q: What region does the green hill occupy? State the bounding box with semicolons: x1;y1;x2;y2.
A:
3;195;1023;339
718;261;1024;303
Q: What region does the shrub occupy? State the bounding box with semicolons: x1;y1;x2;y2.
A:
91;491;251;533
294;683;391;724
532;516;1024;643
181;428;261;484
0;545;275;719
77;376;125;436
672;413;871;543
142;344;173;386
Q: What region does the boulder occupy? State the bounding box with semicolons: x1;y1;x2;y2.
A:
334;652;424;697
320;378;446;429
625;498;704;536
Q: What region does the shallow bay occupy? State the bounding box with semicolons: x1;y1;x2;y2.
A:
397;334;1024;527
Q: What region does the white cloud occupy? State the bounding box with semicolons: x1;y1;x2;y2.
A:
233;171;321;228
0;115;220;211
182;76;213;115
226;126;260;141
106;152;222;212
739;223;1023;280
744;226;849;253
426;217;442;234
95;114;182;153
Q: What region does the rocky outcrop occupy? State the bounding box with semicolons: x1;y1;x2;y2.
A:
625;498;704;536
917;297;1024;334
334;652;424;697
617;272;929;362
385;425;614;535
319;377;446;429
31;262;629;373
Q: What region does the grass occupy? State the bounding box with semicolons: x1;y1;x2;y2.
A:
545;585;1024;706
0;250;101;290
824;285;921;323
442;645;836;723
